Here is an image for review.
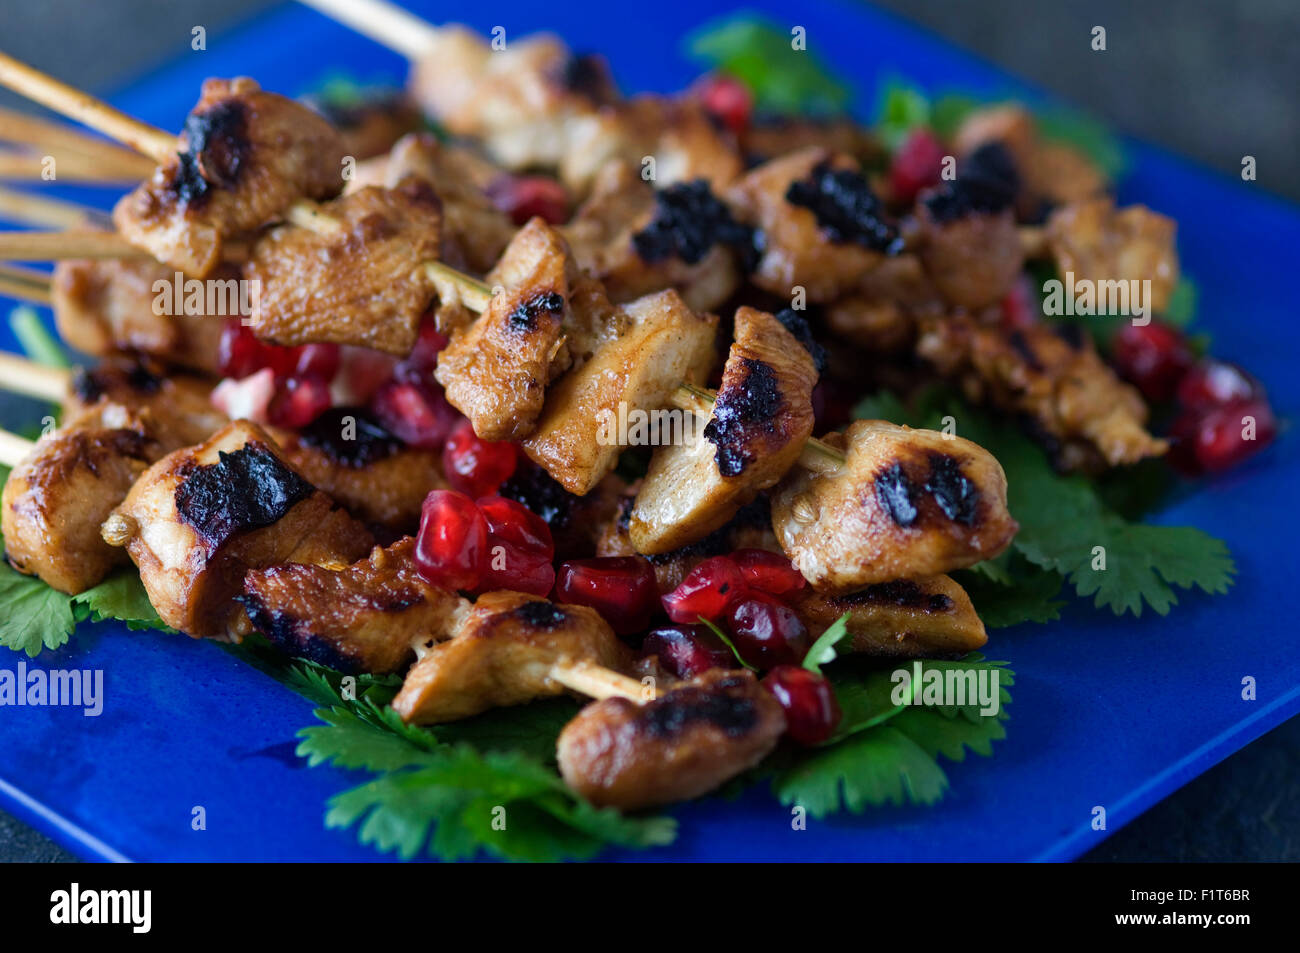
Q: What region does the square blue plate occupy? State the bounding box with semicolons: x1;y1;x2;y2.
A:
1;0;1296;862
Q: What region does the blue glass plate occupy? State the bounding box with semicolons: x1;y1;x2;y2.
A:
1;0;1295;862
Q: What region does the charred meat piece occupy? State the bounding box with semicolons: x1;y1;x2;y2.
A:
2;404;156;594
1046;197;1179;315
113;78;346;277
771;420;1017;592
101;420;373;639
303;88;422;161
275;407;447;535
557;669;785;810
562;162;743;312
241;538;466;674
65;361;227;450
391;591;631;725
245;177;442;355
522;289;718;495
52;257;227;375
729;148;895;302
366;132;515;273
628;307;818;554
436;219;575;441
916;313;1166;469
795;574;987;658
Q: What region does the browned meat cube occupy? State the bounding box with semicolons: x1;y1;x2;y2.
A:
391;591;631;725
915;199;1025;310
2;404;156;594
794;575;987;658
52;257;227;375
101;420;373;639
1046;198;1179;315
557;669;786;809
244;177;442;355
628;307;818;553
771;420;1017;592
436;219;575;441
522;289;718;495
113;78;346;277
303;89;422;161
241;538;466;674
65;362;228;450
740;114;882;167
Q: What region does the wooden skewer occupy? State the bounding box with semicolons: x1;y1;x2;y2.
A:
548;660;656;701
297;0;441;59
0;104;157;178
0;262;53;305
0;147;150;184
0;227;250;264
0;428;34;468
0;349;68;401
0;186;104;229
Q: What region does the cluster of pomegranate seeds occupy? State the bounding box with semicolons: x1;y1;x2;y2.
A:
414;490;556;595
763;666;842;745
488;175;570;226
642;625;735;678
1168;360;1277;475
555;557;659;635
889;127;946;205
691;73;753;137
442;419;518;497
1111;321;1195;401
726;596;810;668
413;489;489;591
477;495;556;595
217;320;342;428
268;375;333;429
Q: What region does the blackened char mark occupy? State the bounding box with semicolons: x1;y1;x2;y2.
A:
71;363;164;404
704;358;781;477
632;180;759;271
298;407;402;469
174;443;314;546
924;454;979;525
171;100;250;207
645;681;758;738
785;161;901;253
773;308;828;374
236;592;362;673
508;291;565;332
558;52;616;104
1007;329;1043;372
923;142;1020;224
515;600;568;629
501;465;580;531
875;463;918;527
835;579;953;612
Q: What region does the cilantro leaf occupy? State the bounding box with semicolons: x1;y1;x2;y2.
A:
9;306;69;369
72;571;171;631
874;79;931;151
687;14;850;114
955;562;1065;628
0;561;77;656
696;615;757;671
802;611;851;676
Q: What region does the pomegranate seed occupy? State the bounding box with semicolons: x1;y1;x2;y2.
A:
442;418;517;498
477;496;555;559
1000;274;1039;330
476;495;557;596
395;316;449;381
1176;359;1263;412
763;666;842;745
334;346;398;405
217;319;301;380
642;625;735;678
889;127;946;205
1169;397;1277;475
731;549;806;599
488;175;569;226
555;557;659;636
268;375;333;429
1111;321;1194;402
369;379;459;449
210;367;275;423
692;73;753;137
413;489;488;590
482;545;556;597
726;595;810;669
293;343;341;383
661;555;748;624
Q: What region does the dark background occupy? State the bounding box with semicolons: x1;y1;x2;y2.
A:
0;0;1296;862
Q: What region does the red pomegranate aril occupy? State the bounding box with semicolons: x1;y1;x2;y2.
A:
661;555;749;624
396;317;449;381
480;542;556;596
414;489;489;591
334;346;398;405
477;495;555;559
217;319;301;380
726;595;810;669
268;375;332;429
370;379;459;449
489;175;569;226
763;666;842;745
1170;397;1277;475
442;419;517;498
731;549;806;598
1000;274;1039;330
1111;321;1194;402
643;625;735;678
1176;359;1263;412
293;343;341;383
555;557;659;636
889;127;946;205
693;73;753;137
